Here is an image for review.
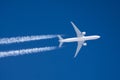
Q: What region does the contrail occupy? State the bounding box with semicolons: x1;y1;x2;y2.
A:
0;35;57;45
0;46;56;58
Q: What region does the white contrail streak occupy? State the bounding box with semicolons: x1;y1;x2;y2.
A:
0;46;56;58
0;35;57;45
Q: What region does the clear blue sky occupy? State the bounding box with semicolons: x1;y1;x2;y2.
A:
0;0;120;80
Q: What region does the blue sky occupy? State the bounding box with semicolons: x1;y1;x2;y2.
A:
0;0;120;80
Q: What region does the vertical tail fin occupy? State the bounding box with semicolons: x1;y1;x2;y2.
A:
58;35;63;47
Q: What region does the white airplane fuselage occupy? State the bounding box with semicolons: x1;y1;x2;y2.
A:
60;35;100;43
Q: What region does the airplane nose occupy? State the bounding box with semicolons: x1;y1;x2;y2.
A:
97;36;100;38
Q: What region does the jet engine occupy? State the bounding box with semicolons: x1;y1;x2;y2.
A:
82;32;86;35
83;43;87;46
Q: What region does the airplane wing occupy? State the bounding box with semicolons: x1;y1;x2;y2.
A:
74;41;84;58
71;21;84;57
71;21;82;37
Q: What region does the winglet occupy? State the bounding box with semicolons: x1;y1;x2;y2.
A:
58;35;63;47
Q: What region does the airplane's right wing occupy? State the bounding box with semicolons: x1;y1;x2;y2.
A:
74;41;84;58
71;21;82;37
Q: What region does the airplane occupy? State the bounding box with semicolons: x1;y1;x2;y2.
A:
58;21;100;58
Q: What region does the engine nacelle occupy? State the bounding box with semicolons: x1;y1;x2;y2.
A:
83;43;87;46
82;32;86;35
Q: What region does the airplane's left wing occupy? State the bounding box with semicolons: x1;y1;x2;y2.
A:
74;41;84;58
71;21;82;37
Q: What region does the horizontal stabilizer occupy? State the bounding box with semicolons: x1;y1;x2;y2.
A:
59;42;63;47
58;35;63;40
58;35;64;47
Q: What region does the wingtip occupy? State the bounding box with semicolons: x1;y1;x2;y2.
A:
74;55;77;58
70;21;74;24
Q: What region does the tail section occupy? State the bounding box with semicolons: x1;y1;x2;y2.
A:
58;35;63;47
